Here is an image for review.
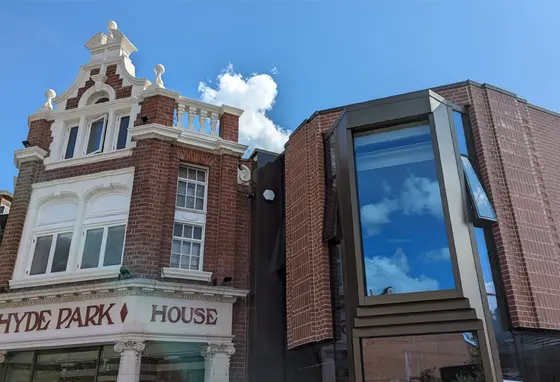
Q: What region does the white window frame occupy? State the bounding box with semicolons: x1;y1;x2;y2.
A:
84;114;109;155
162;164;212;282
112;113;132;151
61;121;80;160
176;165;208;212
78;222;127;271
26;230;73;276
171;222;205;271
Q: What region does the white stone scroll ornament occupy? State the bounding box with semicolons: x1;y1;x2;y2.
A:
237;164;251;185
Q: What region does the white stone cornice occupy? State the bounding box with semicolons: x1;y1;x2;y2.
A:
0;278;249;306
14;147;47;168
139;86;180;101
129;123;182;141
161;268;213;282
220;104;244;117
178;129;248;157
28;110;52;123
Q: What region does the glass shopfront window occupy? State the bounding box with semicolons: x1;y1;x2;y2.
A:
141;342;205;382
354;123;454;296
361;332;484;382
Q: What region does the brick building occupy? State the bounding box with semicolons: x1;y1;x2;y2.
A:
249;83;560;381
0;21;251;382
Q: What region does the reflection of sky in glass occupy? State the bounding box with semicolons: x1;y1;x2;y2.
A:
453;111;469;156
354;124;455;296
474;227;496;294
461;156;497;221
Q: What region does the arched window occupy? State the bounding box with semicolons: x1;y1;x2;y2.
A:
86;91;110;106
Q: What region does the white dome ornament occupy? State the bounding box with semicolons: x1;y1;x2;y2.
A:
154;64;165;88
107;21;118;40
42;89;56;111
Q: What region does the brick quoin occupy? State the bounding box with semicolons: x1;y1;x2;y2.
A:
27;119;53;152
65;64;132;110
434;83;560;330
284;110;340;349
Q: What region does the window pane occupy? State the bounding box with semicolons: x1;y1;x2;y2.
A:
196;184;205;197
173;223;183;237
177;181;187;195
187;183;196;196
187;168;197;180
64;126;79;159
181;242;191;255
362;332;484;381
197;170;206;182
354;124;454;296
116;116;130;150
193;227;202;240
453;111;469;156
461;156;497;221
186;196;195;209
192;243;201;256
86;119;105;154
81;228;104;269
183;225;193;238
195;198;204;210
474;227;495;293
176;194;186;208
180;255;190;269
191;256;200;270
172;239;182;254
170;254;180;268
51;232;72;273
179;167;188;179
30;236;53;275
103;225;125;266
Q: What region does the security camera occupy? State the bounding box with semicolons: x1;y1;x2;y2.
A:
263;189;275;202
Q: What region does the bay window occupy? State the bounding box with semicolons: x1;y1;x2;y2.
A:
11;169;134;289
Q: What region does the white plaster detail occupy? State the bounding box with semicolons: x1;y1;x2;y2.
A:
200;344;236;382
42;89;56;111
178;129;247;156
237;164;251;184
138;86;180;101
153;64;165;88
115;340;145;381
45;148;133;171
174;209;206;225
91;73;108;86
13;147;47;168
161;268;213;282
220;105;244;117
36;199;78;226
9;267;121;289
78;84;116;108
128;123;182;141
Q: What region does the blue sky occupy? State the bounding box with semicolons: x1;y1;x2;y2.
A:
1;0;559;192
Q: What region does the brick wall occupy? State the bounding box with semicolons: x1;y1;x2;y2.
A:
66;64;132;110
219;113;240;142
435;83;560;330
135;95;176;127
284;110;340;349
27;119;53;152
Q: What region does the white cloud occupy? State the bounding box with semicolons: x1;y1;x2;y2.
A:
360;175;444;236
198;64;290;153
420;247;451;263
271;67;278;75
364;248;439;295
400;175;443;218
360;198;397;236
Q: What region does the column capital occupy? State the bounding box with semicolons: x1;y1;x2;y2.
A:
114;340;145;355
200;343;235;358
0;351;6;363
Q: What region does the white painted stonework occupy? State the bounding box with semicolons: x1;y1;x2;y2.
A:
0;279;247;382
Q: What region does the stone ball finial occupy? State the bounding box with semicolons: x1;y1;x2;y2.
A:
154;64;165;88
43;89;56;111
108;21;118;31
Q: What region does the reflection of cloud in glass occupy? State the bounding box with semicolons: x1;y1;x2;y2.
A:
365;248;439;295
420;247;451;263
360;175;442;236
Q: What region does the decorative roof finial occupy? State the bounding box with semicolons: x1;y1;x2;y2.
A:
43;89;56;111
107;20;118;39
154;64;165;88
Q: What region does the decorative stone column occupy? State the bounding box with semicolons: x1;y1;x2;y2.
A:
200;344;235;382
114;341;145;382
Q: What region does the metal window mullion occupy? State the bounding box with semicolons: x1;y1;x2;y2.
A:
44;233;58;275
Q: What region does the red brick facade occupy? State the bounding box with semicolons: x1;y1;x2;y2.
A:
435;83;560;330
284;111;340;349
65;64;132;110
